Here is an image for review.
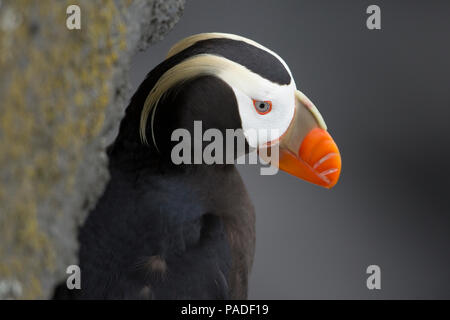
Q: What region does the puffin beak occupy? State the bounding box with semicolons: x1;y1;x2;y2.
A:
275;90;341;188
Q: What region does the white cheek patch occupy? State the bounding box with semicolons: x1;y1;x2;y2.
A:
230;82;296;148
211;58;296;149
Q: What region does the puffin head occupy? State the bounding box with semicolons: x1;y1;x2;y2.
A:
139;33;341;188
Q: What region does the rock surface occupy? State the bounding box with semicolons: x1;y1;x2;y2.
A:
0;0;184;299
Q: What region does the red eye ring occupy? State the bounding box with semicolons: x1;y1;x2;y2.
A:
252;99;272;115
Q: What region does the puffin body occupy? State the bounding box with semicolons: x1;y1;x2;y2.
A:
60;33;341;299
78;74;256;299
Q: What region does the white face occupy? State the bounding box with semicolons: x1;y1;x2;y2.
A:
229;78;297;149
197;50;297;150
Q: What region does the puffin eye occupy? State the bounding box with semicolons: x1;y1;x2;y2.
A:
253;100;272;115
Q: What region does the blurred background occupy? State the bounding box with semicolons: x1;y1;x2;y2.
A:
1;0;449;299
130;0;450;299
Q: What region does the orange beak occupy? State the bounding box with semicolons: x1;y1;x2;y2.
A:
268;90;341;188
278;127;341;188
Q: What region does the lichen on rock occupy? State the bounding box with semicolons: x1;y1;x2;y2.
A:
0;0;184;299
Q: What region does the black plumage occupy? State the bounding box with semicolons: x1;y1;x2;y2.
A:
57;71;256;299
52;35;306;300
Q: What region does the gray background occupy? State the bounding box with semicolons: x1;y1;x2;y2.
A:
130;0;450;299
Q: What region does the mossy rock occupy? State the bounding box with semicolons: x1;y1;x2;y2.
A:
0;0;184;299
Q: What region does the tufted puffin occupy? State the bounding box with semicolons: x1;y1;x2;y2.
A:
56;33;341;299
